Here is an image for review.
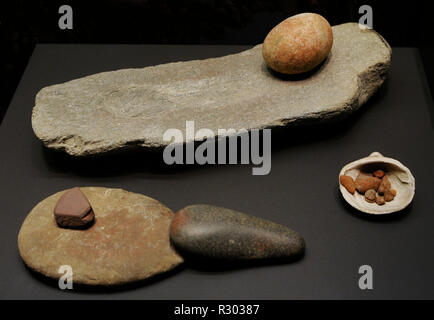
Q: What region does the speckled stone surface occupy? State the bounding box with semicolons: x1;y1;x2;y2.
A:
31;23;391;156
18;187;183;285
262;13;333;74
170;205;305;260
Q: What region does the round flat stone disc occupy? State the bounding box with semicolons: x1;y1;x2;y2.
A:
18;187;183;285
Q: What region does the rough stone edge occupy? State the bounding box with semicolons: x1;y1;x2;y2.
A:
271;28;392;128
33;25;392;157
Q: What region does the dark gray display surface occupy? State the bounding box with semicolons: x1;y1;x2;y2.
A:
0;45;433;299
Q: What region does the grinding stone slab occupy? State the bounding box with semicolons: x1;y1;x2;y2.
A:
18;187;183;286
32;23;391;156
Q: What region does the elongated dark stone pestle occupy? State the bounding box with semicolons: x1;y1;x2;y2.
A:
170;205;305;261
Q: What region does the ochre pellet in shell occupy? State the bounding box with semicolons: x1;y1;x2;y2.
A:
262;13;333;75
374;170;385;178
365;189;377;203
340;175;356;194
355;173;382;194
384;190;395;202
376;195;386;206
378;175;392;194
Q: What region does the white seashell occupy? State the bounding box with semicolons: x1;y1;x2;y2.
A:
339;152;415;215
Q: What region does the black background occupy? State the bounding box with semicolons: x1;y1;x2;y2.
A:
1;0;434;300
1;0;433;123
0;44;433;299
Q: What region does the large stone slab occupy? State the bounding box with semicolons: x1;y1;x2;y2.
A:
18;187;183;286
32;23;391;156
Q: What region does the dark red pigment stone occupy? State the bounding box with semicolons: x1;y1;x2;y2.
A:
54;187;95;228
170;205;305;261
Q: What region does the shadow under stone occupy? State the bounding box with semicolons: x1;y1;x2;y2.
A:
270;78;389;153
177;249;305;273
41;142;210;178
265;55;329;81
22;259;185;294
